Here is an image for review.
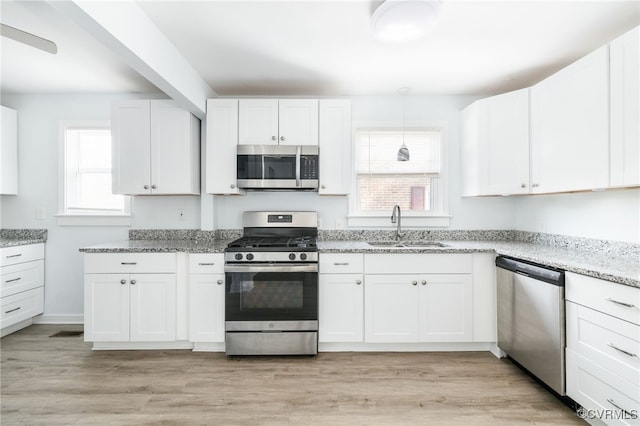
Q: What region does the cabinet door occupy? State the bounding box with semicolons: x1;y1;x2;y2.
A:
610;26;639;188
460;101;482;197
531;46;609;193
111;100;151;195
319;100;351;194
419;274;473;342
150;101;200;195
189;273;225;342
278;99;319;146
129;274;176;342
238;99;278;145
1;105;18;195
365;274;419;343
481;89;530;195
319;273;363;343
84;274;130;342
206;99;243;194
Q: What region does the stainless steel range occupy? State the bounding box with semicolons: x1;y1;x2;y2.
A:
224;211;318;356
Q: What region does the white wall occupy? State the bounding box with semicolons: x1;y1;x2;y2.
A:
513;188;640;243
0;93;201;322
213;95;518;230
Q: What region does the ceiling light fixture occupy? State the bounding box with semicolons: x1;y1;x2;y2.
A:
397;87;410;162
371;0;443;43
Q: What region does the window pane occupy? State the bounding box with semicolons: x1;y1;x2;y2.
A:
78;130;112;169
357;130;441;174
76;173;123;210
358;174;432;212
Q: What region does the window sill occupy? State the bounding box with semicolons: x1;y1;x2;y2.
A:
54;214;132;227
347;215;451;228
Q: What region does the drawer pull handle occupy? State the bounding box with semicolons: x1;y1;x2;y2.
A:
120;279;127;285
333;262;350;266
217;280;223;285
130;280;136;285
606;298;636;309
606;399;635;418
121;262;137;265
356;280;362;285
5;307;21;314
198;263;215;266
608;343;638;358
6;254;22;258
5;278;22;283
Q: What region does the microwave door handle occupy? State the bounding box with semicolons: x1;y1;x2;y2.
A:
261;155;266;180
295;145;301;187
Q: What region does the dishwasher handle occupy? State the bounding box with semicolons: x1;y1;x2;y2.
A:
496;256;565;286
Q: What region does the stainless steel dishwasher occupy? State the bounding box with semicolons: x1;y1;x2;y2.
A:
496;256;566;395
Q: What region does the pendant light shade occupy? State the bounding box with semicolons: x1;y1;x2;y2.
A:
372;0;443;43
397;87;410;162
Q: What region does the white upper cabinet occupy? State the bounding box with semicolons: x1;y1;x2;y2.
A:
318;99;352;195
206;99;244;195
238;99;318;146
1;105;18;195
610;26;639;188
530;45;610;193
112;100;200;195
461;89;530;196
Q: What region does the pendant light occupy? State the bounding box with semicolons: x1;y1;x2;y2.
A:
397;87;410;162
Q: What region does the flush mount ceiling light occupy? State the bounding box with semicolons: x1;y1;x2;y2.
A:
372;0;443;43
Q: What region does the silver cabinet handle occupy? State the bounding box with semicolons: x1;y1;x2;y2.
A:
321;185;326;189
151;184;157;189
6;254;22;258
121;262;137;265
5;307;21;314
606;399;634;417
606;298;637;309
120;279;126;285
521;183;527;188
532;183;539;188
130;280;136;285
198;263;215;266
5;277;21;283
230;184;236;189
421;280;427;285
271;136;277;141
608;343;638;358
356;280;362;285
333;262;350;266
280;136;286;141
217;280;223;285
412;280;418;286
144;185;150;189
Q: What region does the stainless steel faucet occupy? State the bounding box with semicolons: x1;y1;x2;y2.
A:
391;205;402;241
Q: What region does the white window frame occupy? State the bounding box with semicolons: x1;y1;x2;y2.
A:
348;121;450;228
55;120;132;226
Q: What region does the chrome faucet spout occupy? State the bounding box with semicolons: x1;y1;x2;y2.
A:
391;205;402;241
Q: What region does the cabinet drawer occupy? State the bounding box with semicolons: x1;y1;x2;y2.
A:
319;253;363;274
567;349;639;425
0;244;45;267
189;254;224;274
1;260;44;298
567;302;640;387
84;253;177;273
566;272;640;325
364;254;472;274
1;287;44;329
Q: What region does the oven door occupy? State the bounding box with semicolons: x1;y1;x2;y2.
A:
225;263;318;322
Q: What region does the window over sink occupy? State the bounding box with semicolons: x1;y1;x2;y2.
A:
348;125;449;228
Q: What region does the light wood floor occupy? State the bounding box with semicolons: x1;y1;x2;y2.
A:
1;325;584;425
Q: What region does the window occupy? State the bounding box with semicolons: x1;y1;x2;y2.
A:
57;121;131;226
349;126;449;227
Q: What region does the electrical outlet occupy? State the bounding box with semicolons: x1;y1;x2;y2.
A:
178;209;185;221
35;207;45;220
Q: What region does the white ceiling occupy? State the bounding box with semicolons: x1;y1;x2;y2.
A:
1;0;639;97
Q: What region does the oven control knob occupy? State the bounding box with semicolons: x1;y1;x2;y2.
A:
289;253;296;260
246;253;254;261
234;253;243;261
300;253;307;261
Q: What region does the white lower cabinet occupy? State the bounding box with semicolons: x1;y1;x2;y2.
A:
566;272;640;425
188;253;225;343
83;253;177;343
363;254;473;343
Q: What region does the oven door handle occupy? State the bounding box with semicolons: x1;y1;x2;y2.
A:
225;264;318;273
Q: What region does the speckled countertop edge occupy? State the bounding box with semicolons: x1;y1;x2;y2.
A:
0;229;48;248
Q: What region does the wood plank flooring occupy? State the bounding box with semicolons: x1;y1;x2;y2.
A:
1;325;584;425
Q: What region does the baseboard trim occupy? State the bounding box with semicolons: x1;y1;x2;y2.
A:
318;341;498;352
33;314;84;324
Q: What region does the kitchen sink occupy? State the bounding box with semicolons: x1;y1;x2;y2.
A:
367;241;449;248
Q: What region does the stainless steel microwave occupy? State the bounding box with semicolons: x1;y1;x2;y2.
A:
237;145;319;190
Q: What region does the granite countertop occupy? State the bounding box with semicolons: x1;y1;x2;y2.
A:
0;229;48;248
79;238;231;254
